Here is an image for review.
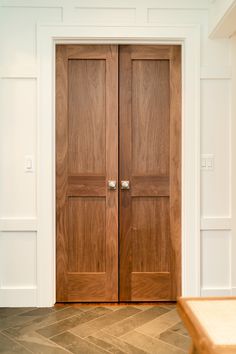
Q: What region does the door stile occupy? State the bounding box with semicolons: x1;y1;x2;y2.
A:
169;45;182;298
56;45;69;301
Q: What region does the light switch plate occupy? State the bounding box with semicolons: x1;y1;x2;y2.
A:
201;154;214;171
24;155;34;173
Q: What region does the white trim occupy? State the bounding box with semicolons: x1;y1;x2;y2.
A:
201;217;232;230
0;218;38;232
0;0;209;9
0;75;37;79
37;24;200;306
200;66;232;80
201;287;232;296
0;287;37;307
74;0;209;10
231;36;236;299
0;0;64;7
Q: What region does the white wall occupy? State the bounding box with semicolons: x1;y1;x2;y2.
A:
0;0;233;306
230;35;236;296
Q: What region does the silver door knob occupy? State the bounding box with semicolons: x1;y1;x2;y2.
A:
108;180;117;190
121;180;130;190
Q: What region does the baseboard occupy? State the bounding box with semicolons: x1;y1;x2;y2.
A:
1;286;233;306
0;287;37;307
201;287;232;296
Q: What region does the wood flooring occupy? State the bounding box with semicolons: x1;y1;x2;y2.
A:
0;304;191;353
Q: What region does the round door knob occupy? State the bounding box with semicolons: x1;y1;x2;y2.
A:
121;180;130;190
108;180;117;190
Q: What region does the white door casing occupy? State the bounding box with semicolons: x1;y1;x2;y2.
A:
37;24;200;306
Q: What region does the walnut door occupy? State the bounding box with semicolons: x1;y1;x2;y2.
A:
56;44;181;303
119;45;181;301
56;45;118;302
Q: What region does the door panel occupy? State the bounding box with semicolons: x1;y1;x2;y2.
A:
132;198;170;273
68;59;106;175
56;44;181;302
68;198;106;273
56;45;118;302
132;60;170;176
119;45;181;301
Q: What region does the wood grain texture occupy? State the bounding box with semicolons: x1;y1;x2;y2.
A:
132;273;171;301
67;273;106;302
56;45;118;302
105;44;119;301
119;45;133;301
56;45;69;302
177;297;236;354
57;44;180;303
68;198;106;272
130;45;171;60
66;45;112;59
67;176;106;197
169;46;182;299
131;176;169;197
68;59;106;175
119;45;181;302
190;343;199;354
132;59;170;176
132;198;170;273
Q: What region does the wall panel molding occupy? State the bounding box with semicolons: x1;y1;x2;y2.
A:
0;75;37;79
2;0;208;10
0;218;37;231
200;66;232;79
73;7;136;25
74;0;209;10
201;217;232;230
1;0;64;7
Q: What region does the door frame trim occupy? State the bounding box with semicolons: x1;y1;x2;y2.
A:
37;24;200;306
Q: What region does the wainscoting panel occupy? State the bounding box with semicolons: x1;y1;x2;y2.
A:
0;231;37;288
74;7;136;25
0;218;37;231
0;79;37;217
0;231;37;305
201;79;231;217
0;0;233;305
148;8;207;24
201;230;231;289
0;6;62;76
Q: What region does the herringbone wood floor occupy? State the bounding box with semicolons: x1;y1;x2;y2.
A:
0;304;190;353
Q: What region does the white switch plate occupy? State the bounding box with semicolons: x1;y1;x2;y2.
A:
201;154;214;171
24;155;34;172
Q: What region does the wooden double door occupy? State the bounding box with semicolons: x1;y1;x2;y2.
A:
56;45;181;302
